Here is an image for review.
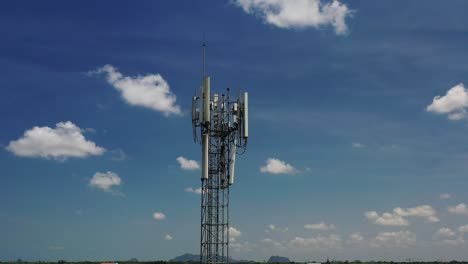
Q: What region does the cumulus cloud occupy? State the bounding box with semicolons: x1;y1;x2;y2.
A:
346;232;364;245
260;158;297;174
265;224;288;233
234;0;352;35
164;234;173;240
153;212;166;220
426;83;468;120
261;238;283;247
89;171;122;193
393;205;440;223
432;227;465;246
289;234;342;250
231;240;254;253
263;234;343;252
434;227;456;239
448;203;468;215
365;205;439;226
230;226;242;237
371;231;416;248
91;64;181;116
227;227;242;243
6;121;104;160
458;224;468;233
352;142;366;148
438;236;465;246
304;222;336;231
365;211;409;226
110;148;127;161
176;156;200;170
185;187;202;194
440;193;451;199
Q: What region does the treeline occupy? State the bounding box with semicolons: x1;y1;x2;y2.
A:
2;261;468;264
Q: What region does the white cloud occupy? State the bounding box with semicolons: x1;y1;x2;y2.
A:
234;0;352;35
6;121;105;160
164;234;173;240
432;227;465;246
440;193;451;199
110;148;126;161
371;231;416;248
153;212;166;220
261;238;283;247
265;224;288;233
263;234;343;252
434;227;456;239
260;158;297;174
439;236;465;246
393;205;440;223
91;64;181;116
448;111;467;120
458;224;468;233
185;187;202;194
289;234;342;250
365;205;439;226
352;142;366;148
346;232;364;245
304;222;336;231
448;203;468;215
89;171;121;192
231;240;254;253
230;226;242;237
365;211;409;226
176;156;200;170
426;83;468;120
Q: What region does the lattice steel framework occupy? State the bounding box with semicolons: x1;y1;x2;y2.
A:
200;111;231;264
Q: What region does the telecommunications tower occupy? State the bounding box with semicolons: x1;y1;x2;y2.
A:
191;44;249;264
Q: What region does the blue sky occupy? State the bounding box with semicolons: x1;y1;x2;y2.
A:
2;0;468;262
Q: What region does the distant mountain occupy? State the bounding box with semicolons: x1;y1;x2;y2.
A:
171;253;200;262
171;253;241;262
267;256;291;263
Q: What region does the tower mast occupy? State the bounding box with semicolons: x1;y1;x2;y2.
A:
192;43;249;264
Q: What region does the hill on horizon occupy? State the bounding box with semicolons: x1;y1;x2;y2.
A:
170;253;239;262
267;256;291;263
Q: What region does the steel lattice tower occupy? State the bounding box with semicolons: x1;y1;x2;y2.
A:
192;44;248;264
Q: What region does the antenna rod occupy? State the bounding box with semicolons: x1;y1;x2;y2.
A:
203;41;206;78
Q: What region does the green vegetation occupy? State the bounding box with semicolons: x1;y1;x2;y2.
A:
2;261;468;264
